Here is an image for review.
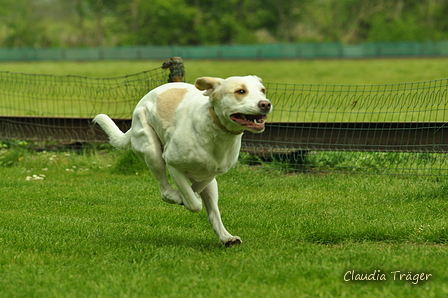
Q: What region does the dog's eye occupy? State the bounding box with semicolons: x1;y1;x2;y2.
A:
261;88;266;94
235;89;246;95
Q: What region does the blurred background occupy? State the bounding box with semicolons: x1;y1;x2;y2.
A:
1;0;448;48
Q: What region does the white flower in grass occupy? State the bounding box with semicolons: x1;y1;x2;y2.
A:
26;174;45;181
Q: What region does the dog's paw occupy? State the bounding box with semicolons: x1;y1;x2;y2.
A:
161;190;183;205
224;236;242;247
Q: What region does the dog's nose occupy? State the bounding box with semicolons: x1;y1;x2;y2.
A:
258;100;272;113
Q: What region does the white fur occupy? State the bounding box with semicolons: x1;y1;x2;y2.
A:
94;75;272;246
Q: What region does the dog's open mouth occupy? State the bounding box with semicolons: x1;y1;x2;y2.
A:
230;113;268;132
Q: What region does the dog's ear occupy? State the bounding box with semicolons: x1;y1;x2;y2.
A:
251;75;262;82
195;77;223;96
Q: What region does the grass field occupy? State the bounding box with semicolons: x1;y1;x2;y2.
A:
0;142;447;297
1;59;448;297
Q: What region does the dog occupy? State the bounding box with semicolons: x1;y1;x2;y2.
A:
94;75;272;246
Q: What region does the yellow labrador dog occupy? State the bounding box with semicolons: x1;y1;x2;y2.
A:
94;76;272;246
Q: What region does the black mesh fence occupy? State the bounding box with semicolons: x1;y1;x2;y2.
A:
240;80;448;175
0;66;169;143
1;62;447;175
0;67;167;118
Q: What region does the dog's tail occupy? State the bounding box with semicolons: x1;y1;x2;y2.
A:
93;114;131;150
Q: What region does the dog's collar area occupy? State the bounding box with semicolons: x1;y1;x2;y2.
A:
209;107;244;135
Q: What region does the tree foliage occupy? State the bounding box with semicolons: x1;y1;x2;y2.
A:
1;0;448;47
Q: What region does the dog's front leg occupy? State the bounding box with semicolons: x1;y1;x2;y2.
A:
167;165;203;213
200;179;242;247
191;178;215;195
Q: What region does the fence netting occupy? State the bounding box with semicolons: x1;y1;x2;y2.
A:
265;80;447;123
240;79;448;175
1;67;447;175
0;67;167;118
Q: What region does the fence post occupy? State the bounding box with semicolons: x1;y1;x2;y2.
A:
162;57;185;82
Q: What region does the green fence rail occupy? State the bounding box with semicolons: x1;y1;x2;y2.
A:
1;41;448;61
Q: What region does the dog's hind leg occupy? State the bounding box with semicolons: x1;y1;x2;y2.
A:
131;108;183;205
200;179;242;246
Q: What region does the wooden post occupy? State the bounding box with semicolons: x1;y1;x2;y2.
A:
162;57;185;82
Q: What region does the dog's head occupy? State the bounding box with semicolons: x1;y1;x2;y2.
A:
195;75;272;133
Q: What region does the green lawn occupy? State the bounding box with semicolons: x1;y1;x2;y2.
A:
1;59;448;297
1;58;448;84
0;145;447;297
